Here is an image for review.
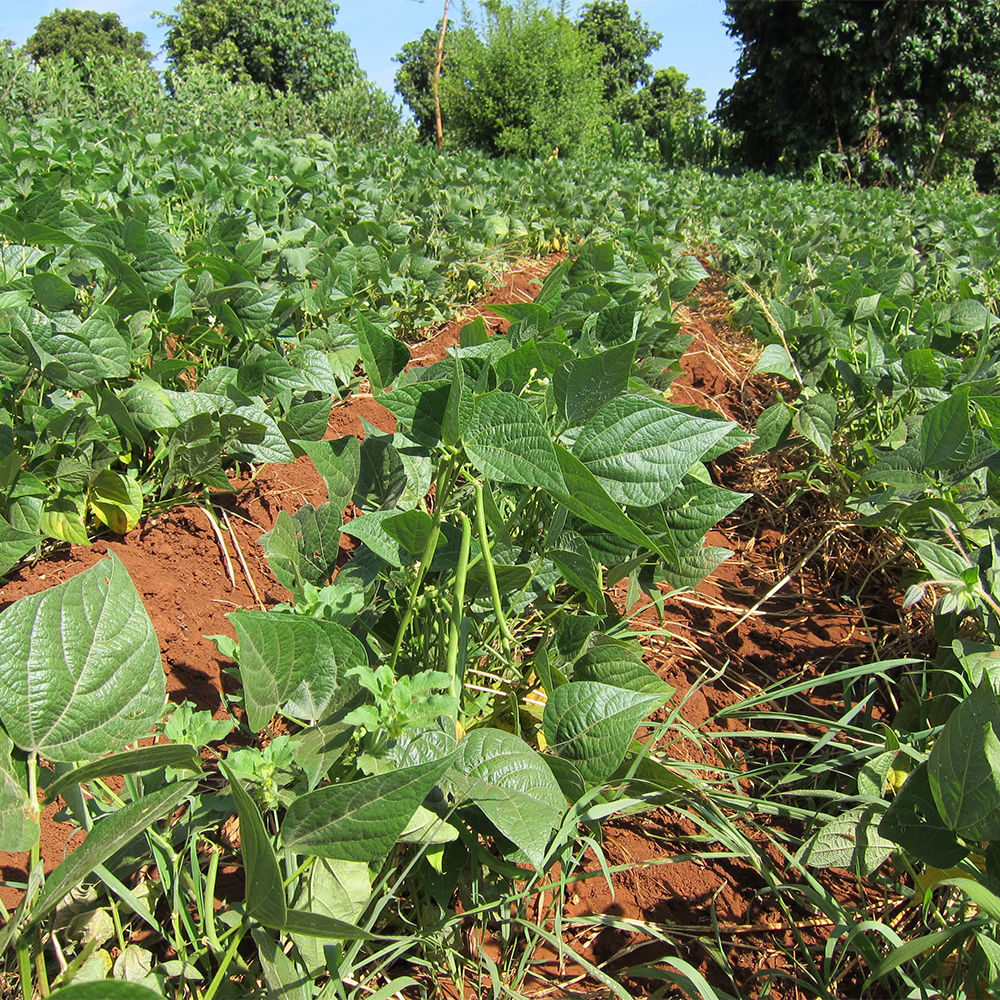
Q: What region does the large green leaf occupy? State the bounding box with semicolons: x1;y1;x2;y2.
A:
549;530;604;610
921;392;970;470
553;341;636;426
281;755;454;862
47;983;166;999
357;316;409;394
549;444;658;554
297;436;360;511
796;804;893;875
449;728;564;869
259;504;343;596
573;642;674;697
879;762;968;868
43;744;201;804
291;857;372;975
792;394;837;455
0;555;165;762
0;516;37;577
928;680;1000;841
542;682;666;786
572;395;734;506
464;391;566;493
229;611;366;730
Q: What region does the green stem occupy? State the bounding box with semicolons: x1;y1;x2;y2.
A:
474;482;514;648
202;916;249;1000
387;456;456;672
17;941;32;1000
445;512;472;702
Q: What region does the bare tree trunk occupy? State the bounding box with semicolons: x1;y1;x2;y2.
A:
925;103;962;182
433;0;450;149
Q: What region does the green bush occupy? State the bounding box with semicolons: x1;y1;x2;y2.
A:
441;0;609;159
0;45;404;146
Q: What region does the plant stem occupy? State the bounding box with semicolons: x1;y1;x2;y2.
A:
201;916;248;1000
445;512;472;701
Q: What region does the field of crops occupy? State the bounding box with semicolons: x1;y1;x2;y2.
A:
3;113;1000;1000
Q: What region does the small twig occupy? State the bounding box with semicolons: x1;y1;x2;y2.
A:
724;526;837;635
221;509;265;610
199;506;235;590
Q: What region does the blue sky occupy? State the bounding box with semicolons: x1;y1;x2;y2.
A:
2;0;738;112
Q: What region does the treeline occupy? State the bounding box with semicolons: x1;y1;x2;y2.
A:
5;0;999;189
2;0;727;169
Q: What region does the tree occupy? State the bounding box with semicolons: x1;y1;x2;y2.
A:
26;9;152;66
576;0;661;113
159;0;361;101
622;66;706;139
715;0;1000;185
440;1;608;158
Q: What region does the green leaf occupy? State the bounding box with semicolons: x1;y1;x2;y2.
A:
792;394;837;455
549;530;604;610
572;395;734;506
0;516;37;577
259;504;342;595
928;679;1000;841
341;509;408;567
380;379;450;447
290;857;371;975
0;554;165;761
357;316;409;394
220;763;286;928
31;272;76;312
298;436;361;511
43;745;201;805
553;341;636;426
902;348;944;388
229;611;366;730
921;393;970;470
796;804;893;875
754;343;797;380
573;642;674;697
38;496;90;546
542;682;665;786
281;755;454;863
879;761;968;868
0;732;38;852
87;470;143;535
751;400;794;454
464;391;566;493
251;926;312;1000
450;728;564;869
550;444;658;554
24;781;196;935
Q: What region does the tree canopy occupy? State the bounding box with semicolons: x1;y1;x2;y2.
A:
26;9;152;66
577;0;661;112
159;0;362;101
716;0;1000;185
395;1;608;159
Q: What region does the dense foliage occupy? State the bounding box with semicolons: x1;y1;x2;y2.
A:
577;0;661;112
159;0;363;100
25;8;152;67
394;0;715;163
0;46;405;146
717;0;1000;187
